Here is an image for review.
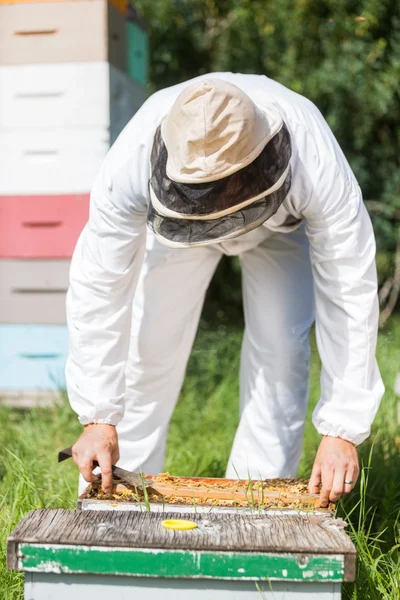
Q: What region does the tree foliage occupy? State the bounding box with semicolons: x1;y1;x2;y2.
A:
135;0;400;320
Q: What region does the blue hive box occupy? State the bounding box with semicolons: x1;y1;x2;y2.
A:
0;325;68;391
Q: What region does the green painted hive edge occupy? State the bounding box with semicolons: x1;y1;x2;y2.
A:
126;20;148;87
16;544;347;582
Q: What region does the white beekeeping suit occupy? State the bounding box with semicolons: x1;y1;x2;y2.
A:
66;74;384;492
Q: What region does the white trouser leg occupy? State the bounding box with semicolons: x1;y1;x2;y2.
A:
117;231;221;474
226;226;315;479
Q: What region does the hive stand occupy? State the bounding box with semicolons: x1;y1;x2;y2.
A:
8;508;356;600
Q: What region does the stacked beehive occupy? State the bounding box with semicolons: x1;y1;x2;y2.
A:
0;0;148;406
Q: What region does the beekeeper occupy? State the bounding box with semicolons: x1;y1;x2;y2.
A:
67;74;384;506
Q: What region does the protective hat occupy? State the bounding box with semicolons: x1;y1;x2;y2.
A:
148;79;292;248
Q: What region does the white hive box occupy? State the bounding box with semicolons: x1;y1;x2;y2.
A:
0;129;109;194
0;62;147;193
0;61;147;140
0;0;126;69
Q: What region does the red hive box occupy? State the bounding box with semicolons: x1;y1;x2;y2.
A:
0;194;89;258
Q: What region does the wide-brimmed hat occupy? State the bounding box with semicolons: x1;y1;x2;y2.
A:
148;79;292;247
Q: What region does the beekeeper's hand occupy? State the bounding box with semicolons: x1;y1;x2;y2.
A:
72;424;120;493
309;436;359;507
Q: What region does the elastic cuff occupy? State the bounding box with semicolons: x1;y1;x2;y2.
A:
82;420;116;427
315;422;367;446
78;415;120;426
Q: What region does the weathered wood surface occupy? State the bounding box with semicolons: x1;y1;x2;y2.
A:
8;509;355;564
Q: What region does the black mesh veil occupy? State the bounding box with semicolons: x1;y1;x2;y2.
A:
150;123;291;217
147;119;292;247
148;173;291;246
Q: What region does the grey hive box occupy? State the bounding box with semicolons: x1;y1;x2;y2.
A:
0;259;70;324
7;508;356;600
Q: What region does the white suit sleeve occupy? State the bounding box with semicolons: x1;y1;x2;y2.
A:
65;130;150;426
298;113;385;445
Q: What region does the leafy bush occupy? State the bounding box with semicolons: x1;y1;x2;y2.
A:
135;0;400;319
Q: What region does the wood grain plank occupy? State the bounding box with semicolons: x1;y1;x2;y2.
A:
8;509;356;557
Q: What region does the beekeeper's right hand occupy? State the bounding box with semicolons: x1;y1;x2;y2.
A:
72;424;120;493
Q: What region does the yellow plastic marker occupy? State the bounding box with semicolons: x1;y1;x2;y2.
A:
162;519;198;531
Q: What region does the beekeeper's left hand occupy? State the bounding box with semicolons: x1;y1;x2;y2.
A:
309;436;360;506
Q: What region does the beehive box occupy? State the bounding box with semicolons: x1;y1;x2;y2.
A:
0;1;126;68
0;324;68;394
8;506;355;600
9;476;353;599
0;129;108;194
0;62;147;142
0;259;71;323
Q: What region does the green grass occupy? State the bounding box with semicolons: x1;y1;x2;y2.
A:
1;316;400;599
